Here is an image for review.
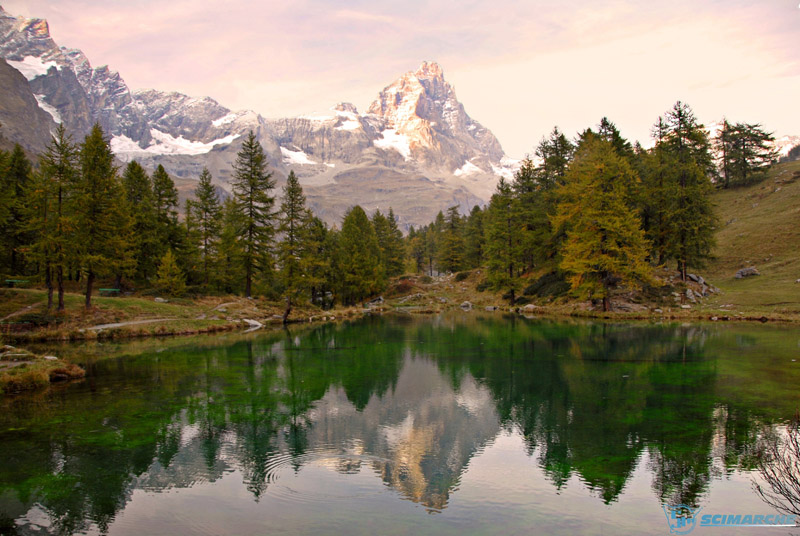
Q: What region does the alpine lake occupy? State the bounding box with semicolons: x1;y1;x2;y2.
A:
1;313;799;535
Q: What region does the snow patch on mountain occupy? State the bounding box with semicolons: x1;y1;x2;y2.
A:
7;55;57;80
281;146;317;165
110;130;239;159
454;160;481;177
212;112;237;127
34;94;61;123
373;129;411;159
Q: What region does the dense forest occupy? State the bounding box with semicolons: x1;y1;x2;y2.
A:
0;101;781;315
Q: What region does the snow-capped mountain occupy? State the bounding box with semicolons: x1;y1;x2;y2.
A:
0;6;519;226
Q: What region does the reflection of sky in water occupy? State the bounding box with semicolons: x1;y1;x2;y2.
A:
3;316;800;535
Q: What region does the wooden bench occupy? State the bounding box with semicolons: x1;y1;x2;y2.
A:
99;288;121;297
4;279;29;288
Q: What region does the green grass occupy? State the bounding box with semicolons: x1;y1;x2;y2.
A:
702;160;800;316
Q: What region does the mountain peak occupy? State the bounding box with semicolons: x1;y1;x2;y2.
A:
415;61;444;81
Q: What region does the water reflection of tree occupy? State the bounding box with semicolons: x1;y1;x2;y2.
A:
754;416;800;516
0;316;796;532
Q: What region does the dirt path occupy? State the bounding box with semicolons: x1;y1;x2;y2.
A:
0;303;42;322
84;318;176;331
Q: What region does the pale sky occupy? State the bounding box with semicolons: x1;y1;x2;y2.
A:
4;0;799;157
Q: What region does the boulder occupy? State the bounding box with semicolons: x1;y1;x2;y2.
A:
154;297;168;303
484;306;498;311
735;267;760;279
687;273;705;286
460;301;473;310
522;304;540;313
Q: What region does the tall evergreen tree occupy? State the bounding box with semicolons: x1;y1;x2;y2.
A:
189;167;222;285
662;102;717;279
278;171;310;322
716;121;779;188
437;206;464;273
231;131;276;297
336;205;384;305
152;164;181;252
553;136;652;312
216;197;245;293
122;160;159;282
384;208;406;277
463;205;485;269
2;144;32;274
484;178;521;304
26;125;78;310
74;124;135;308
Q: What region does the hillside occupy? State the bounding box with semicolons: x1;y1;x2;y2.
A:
703;160;800;315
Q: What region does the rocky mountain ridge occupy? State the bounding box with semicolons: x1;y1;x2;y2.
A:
0;6;517;227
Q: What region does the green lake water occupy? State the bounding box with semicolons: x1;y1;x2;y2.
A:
1;314;800;535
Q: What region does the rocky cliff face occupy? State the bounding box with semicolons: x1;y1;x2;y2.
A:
0;57;55;153
0;6;516;227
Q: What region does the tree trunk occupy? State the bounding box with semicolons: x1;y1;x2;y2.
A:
245;263;252;298
45;264;53;310
603;295;610;312
85;269;95;309
57;265;65;312
282;296;292;325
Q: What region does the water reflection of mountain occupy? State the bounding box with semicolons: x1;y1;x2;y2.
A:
0;315;797;534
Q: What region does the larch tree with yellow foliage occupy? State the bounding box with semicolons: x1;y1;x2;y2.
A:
552;135;652;312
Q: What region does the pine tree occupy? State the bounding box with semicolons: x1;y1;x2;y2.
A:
2;144;32;274
463;205;485;269
216;197;246;293
371;209;392;273
152;164;181;253
278;171;310;322
155;249;186;297
717;121;779;187
437;206;464;273
384;208;406;277
638;116;677;264
336;205;384;305
74;124;135;308
122;160;159;282
484;178;521;304
231;131;276;297
189;167;222;285
662;102;717;279
553;136;652;312
25;125;78;310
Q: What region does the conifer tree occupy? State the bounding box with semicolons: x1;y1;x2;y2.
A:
278;171;310;322
155;249;186;297
122;160;159;282
152;164;181;253
2;144;32;274
463;205;485;269
336;205;384;305
74;124;135;308
303;214;331;308
716;121;779;187
553;136;652;312
484;178;521;304
371;209;392;272
384;208;406;277
437;206;464;273
188;167;222;285
26;125;78;310
662;102;717;279
231;131;276;297
216;197;246;293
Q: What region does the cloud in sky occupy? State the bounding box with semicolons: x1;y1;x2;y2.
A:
3;0;799;156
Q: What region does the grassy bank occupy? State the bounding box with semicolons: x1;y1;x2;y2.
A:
0;344;85;394
0;288;366;343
